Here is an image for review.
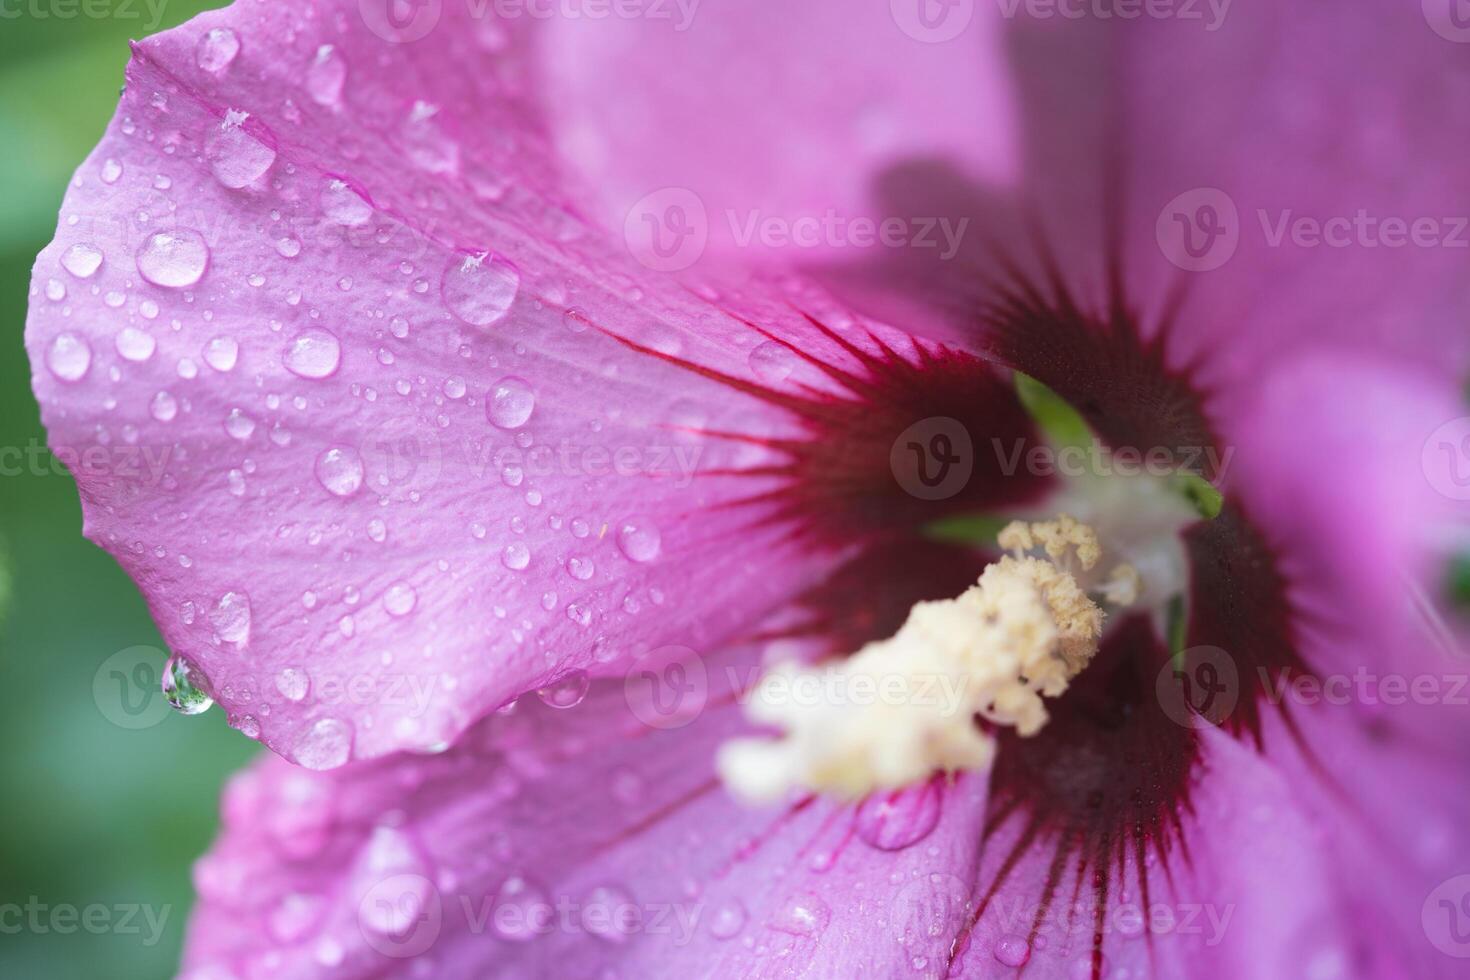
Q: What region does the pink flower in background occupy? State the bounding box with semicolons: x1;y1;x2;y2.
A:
23;1;1470;978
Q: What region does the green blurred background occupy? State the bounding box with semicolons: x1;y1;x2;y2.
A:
0;3;256;977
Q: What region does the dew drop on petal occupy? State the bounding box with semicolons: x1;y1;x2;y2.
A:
708;899;747;940
442;252;519;327
321;178;373;226
993;935;1031;968
383;582;417;617
294;717;353;771
501;542;530;571
204;336;240;372
163;656;214;715
306;45;346;106
276;667;309;702
137;230;209;288
284;329;342;379
195;27;240;73
537;670;589;709
491;878;552;941
46;333;92;382
224;408;256;441
210;591;252;644
582;885;636;944
207;115;276;189
748;340;796;383
315;446;364;497
61;242;104;279
486;376;535;429
100;158;123;184
566;556;595;581
855;779;944;852
771;893;830;936
115;327;156;362
616;520;661;563
150;390;179;422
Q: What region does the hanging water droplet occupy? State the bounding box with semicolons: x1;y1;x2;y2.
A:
383;582;417;617
210;591;252;644
294;717;353;771
204;336;240;372
502;542;531;571
305;45;346;107
61;242;104;279
486;376;535;429
137;230;209;288
284;329;342;379
491;877;553;941
195;27;241;73
442;252;519;327
115;327;156;363
748;340;796;383
315;446;364;497
321;178;373;226
234;714;262;739
207;112;276;189
616;520;661;563
537;670;590;709
47;333;92;382
150;390;179;422
163;656;214;714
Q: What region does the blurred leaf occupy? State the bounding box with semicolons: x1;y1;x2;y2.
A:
0;533;12;630
1014;372;1091;449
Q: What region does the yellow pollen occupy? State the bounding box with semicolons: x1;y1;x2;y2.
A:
718;516;1139;803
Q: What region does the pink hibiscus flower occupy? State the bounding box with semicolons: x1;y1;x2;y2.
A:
25;1;1470;977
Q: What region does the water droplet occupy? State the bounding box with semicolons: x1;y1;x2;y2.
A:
708;899;747;940
315;447;364;497
748;340;796;383
100;158;123;184
294;717;353;771
442;252;519;327
47;333;92;382
367;518;387;543
150;390;179;422
993;935;1031;968
306;45;346;106
224;408;256;441
384;582;417;617
276;667;309;702
321;178;372;226
855;778;944;851
44;278;65;302
234;714;262;739
537;670;590;709
403;101;460;175
115;327;156;363
207;113;276;188
567;556;595;581
276;235;302;258
204;336;239;372
582;885;636;944
162;656;213;715
210;591;252;645
486;376;535;429
502;542;531;571
442;376;466;399
61;243;104;279
137;230;209;288
195;27;240;73
284;329;342;379
771;893;830;936
492;877;552;941
615;520;661;563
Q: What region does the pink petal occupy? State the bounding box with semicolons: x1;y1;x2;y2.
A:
181;655;989;979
